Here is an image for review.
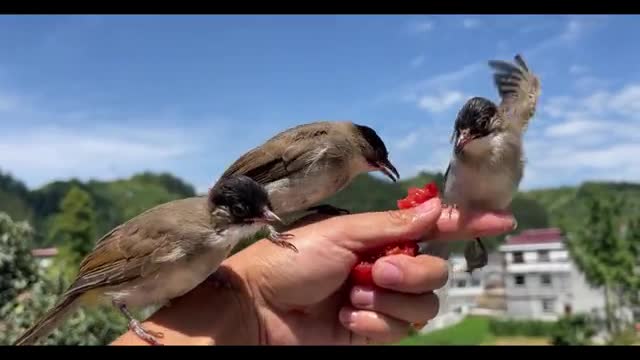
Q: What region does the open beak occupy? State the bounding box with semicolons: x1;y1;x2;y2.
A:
376;158;400;182
250;207;283;225
454;129;473;155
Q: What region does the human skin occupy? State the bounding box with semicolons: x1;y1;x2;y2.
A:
111;197;515;345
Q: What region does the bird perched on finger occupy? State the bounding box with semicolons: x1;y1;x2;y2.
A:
217;121;400;221
424;53;541;273
14;175;285;346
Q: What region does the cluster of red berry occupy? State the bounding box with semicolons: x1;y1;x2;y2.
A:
349;182;440;286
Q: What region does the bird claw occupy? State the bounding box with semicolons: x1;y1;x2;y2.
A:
129;319;164;346
442;203;458;219
207;269;233;289
267;229;298;252
306;204;351;216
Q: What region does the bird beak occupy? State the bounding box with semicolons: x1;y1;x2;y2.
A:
376;158;400;182
260;207;283;225
454;129;473;155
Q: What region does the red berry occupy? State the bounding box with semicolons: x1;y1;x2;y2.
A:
350;182;439;286
351;262;374;286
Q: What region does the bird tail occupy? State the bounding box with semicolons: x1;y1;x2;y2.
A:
13;293;81;346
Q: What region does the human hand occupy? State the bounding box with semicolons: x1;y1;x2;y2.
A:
111;197;515;346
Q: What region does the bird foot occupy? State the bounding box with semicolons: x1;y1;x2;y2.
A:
442;203;458;219
306;204;351;216
266;226;298;253
129;319;164;346
463;238;488;273
115;301;164;346
207;269;233;290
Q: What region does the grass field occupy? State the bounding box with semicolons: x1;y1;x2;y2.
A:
397;315;550;346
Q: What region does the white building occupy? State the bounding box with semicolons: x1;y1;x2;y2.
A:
422;253;506;333
30;247;58;268
498;228;607;321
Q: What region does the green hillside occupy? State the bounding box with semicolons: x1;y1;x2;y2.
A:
0;170;196;247
1;167;639;346
1;167;639;254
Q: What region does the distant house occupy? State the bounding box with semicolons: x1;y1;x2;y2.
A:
498;228;607;321
30;247;58;268
436;252;506;313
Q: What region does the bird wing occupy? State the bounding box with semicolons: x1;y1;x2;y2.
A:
63;200;211;297
489;54;541;132
219;122;344;186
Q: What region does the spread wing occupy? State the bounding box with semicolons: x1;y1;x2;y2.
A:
489;54;541;132
63;200;212;297
218;122;343;186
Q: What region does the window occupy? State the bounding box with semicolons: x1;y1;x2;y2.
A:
564;304;573;315
542;299;555;313
456;279;467;288
538;250;550;262
513;251;524;263
514;274;526;286
541;273;552;286
471;277;481;287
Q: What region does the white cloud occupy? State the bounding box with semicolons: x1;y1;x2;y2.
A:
574;76;606;92
0;92;22;112
561;18;584;42
544;119;607;137
410;55;425;68
395;132;419;150
545;84;640;119
609;85;640;115
418;91;465;113
392;62;482;104
527;16;606;58
419;63;482;90
518;78;640;189
407;20;434;33
0;126;199;188
569;64;589;75
462;18;481;29
413;148;451;175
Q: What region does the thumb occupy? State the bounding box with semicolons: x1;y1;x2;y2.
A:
326;197;442;252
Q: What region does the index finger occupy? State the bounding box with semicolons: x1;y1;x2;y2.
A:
325;198;443;251
426;208;516;243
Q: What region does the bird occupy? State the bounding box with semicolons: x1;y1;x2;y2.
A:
217;121;400;220
14;175;287;346
424;53;540;274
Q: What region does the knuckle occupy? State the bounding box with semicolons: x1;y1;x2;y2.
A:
385;209;411;227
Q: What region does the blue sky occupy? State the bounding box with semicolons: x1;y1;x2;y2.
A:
0;14;638;193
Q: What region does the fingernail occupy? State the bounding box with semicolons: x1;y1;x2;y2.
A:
512;218;518;231
339;308;356;324
352;287;374;306
375;260;403;286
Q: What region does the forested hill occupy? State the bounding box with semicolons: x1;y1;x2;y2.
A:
2;168;639;253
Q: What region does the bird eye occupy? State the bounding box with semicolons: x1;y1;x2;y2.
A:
231;204;248;218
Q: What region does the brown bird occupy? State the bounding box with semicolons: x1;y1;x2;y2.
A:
14;175;286;346
217;121;399;220
425;53;540;273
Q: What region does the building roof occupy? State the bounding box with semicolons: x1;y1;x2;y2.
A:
505;228;564;245
31;247;58;257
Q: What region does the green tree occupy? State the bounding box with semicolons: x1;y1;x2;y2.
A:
47;186;97;265
567;190;639;335
551;314;598;346
0;212;127;345
0;212;39;306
